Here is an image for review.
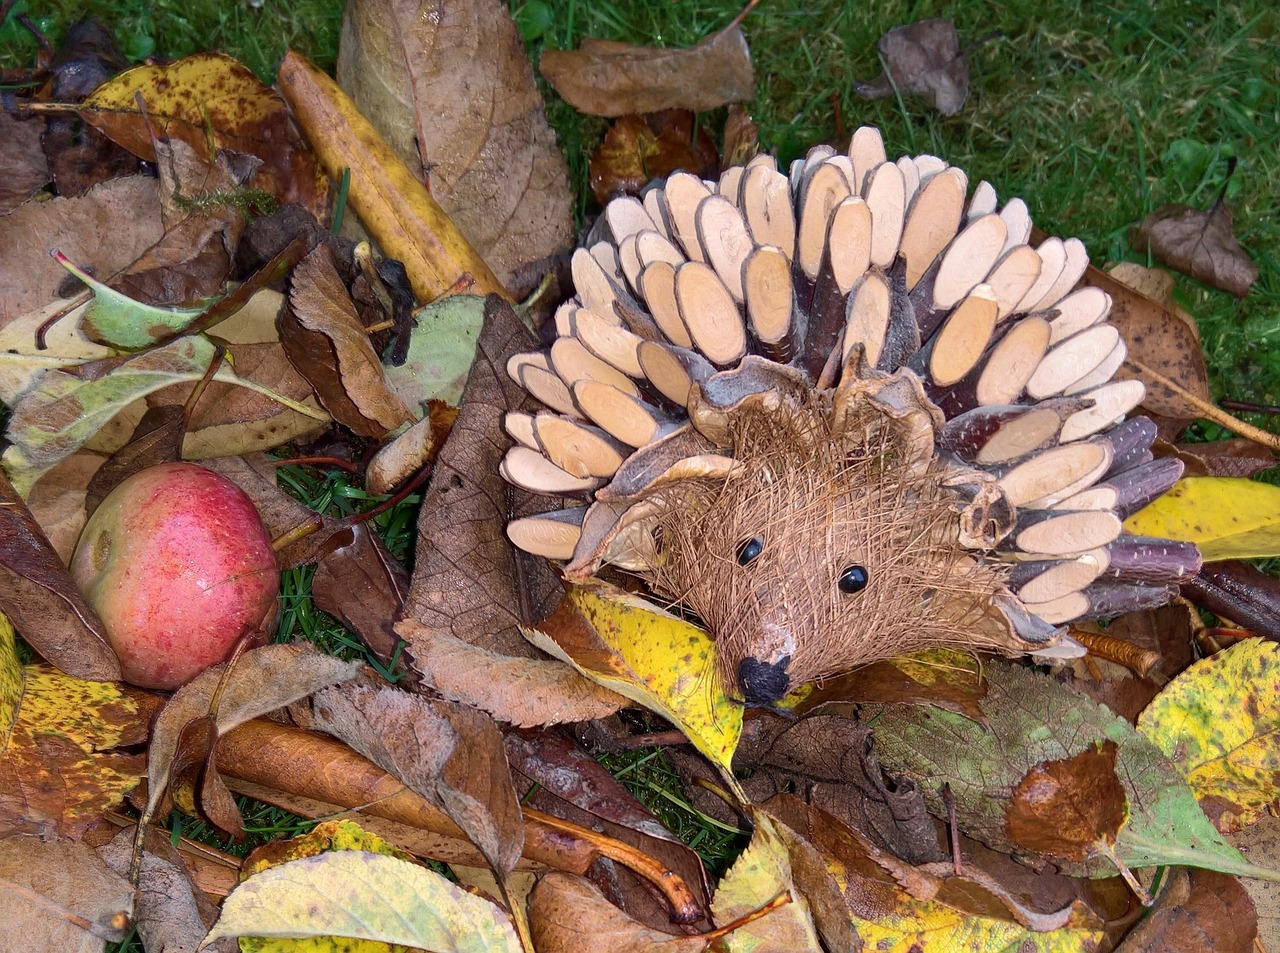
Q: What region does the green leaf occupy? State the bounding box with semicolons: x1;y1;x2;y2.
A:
1137;638;1280;832
864;661;1280;881
56;251;206;350
1123;476;1280;560
200;851;521;952
383;294;485;410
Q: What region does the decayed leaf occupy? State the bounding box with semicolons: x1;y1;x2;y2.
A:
365;401;458;495
589;111;720;205
865;661;1275;881
80;52;328;216
202;851;521;951
529;872;711;953
0;835;133;952
793;649;986;721
0;175;162;323
0;111;51;213
1137;639;1280;832
1124;476;1280;560
855;19;969;116
337;0;573;294
541;20;754;117
1166;438;1277;479
1115;868;1256;953
1132;199;1258;297
382;294;487;411
282;243;414;437
525;583;742;777
1107;262;1201;343
55;253;204;350
1229;814;1280;951
0;300;116;407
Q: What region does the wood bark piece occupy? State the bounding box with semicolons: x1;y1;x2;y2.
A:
1047;286;1111;344
1181;561;1280;639
550;336;641;397
1025;324;1121;399
501;445;601;494
637;260;693;349
572;380;669;448
1101;417;1159;477
797;162;851;282
740;164;796;253
696;194;754;303
533;414;628;478
899;166;967;291
1100;535;1201;585
863;161;907;268
743;245;796;355
572;307;645;377
1031;580;1176;624
1055;457;1184;519
931;213;1007;309
985;244;1043;319
663;172;713;262
927;286;999;387
674;260;747;366
843;271;893;368
506;507;586;560
828;197;873;294
938;403;1075;464
848;125;887;191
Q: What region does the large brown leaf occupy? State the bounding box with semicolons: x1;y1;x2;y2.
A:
0;112;50;214
1116;868;1256;953
529;872;708;953
1132;198;1258;298
337;0;573;294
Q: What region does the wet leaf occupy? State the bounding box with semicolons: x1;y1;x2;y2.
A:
1132;199;1258;297
1137;638;1280;832
589;111;720;205
855;19;969;116
382;294;487;411
311;524;410;676
1124;476;1280;560
1115;868;1256;953
0;111;50;213
1005;741;1129;862
203;851;521;951
529;872;711;952
1228;814;1280;951
541;20;754;117
337;0;573;295
55;252;204;350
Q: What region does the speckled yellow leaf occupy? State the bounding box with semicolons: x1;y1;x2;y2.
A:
1138;638;1280;832
1124;476;1280;560
523;581;742;777
0;614;23;752
849;899;1102;953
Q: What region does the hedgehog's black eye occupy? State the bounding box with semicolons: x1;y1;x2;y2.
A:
838;564;869;594
735;535;764;565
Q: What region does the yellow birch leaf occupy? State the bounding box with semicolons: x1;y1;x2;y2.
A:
522;581;742;778
1123;476;1280;560
0;614;23;753
1137;638;1280;832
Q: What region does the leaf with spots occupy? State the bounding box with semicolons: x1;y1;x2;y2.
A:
1124;477;1280;560
1137;638;1280;833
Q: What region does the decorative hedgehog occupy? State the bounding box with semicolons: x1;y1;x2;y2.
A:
499;126;1201;706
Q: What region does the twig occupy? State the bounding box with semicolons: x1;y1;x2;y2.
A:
1126;359;1280;451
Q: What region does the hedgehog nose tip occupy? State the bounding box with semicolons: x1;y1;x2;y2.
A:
736;655;792;706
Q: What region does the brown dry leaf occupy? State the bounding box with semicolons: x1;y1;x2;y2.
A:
589;111;720;205
0;835;133;952
793;651;986;721
1115;867;1256;952
24;450;108;564
541;20;754;118
0;112;50;213
1167;438;1278;479
308;679;524;877
365;400;458;495
1132;199;1258;298
1229;813;1280;951
337;0;573;294
529;872;710;953
281;243;414;437
855;19;969;116
1107;262;1200;343
80;52;328;217
83;406;186;516
0;471;119;681
0;175;162;323
1005;741;1128;863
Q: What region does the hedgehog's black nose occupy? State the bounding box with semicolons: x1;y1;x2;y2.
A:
737;656;791;706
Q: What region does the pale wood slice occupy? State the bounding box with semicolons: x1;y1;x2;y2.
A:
932;213;1008;309
501;445;601;495
788;157;806;194
572;307;645;377
928;286;999;387
572;247;625;321
550;336;641;397
913;154;947;180
1013;549;1108;604
1024;442;1115;509
605;196;657;245
1048;287;1111;345
900;167;967;291
1030;236;1088;312
696;194;755;304
1014;509;1122;557
939;404;1068;463
797;162;851;282
741;164;796;254
975;316;1052;405
643;189;671;240
1059;379;1144;442
824;155;859;192
1063;340;1126;395
1024;590;1089;624
998;198;1033;253
1026;324;1121;399
636;340;715;406
675;260;748;366
637;260;693;349
828;197;873;294
533;413;628;478
503;411;540;450
519;364;580;416
718;165;746;205
997;441;1112;508
1102;535;1202;585
794;144;838;202
506;508;586;560
985;244;1043;319
663;172;713;262
745;152;778;173
590;241;624;285
864;161;907;268
743;245;796;351
617;233;644;295
968;180;998;220
1015;237;1066;313
572;380;668;448
843;270;893;368
848;125;887;191
635;229;687;269
897;155;922;206
507;349;551;386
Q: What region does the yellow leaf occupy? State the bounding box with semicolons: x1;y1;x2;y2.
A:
523;581;742;779
0;614;23;753
1123;476;1280;560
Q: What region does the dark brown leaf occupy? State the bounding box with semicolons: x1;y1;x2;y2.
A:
1132;199;1258;297
540;21;754;117
1116;868;1256;953
793;654;986;721
0;112;51;213
1166;438;1277;479
1006;740;1127;862
855;19;969;116
589;111;720;205
83;406;185;517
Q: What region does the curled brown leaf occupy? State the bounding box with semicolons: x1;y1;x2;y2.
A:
1132;199;1258;298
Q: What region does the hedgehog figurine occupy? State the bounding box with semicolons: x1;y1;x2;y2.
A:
499;126;1201;707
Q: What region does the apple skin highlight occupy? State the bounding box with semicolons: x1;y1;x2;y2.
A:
70;462;280;690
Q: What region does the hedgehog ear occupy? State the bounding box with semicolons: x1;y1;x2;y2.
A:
564;499;664;578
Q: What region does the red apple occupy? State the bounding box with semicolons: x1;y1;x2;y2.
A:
70;462;280;690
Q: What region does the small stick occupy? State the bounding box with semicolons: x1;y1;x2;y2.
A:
1069;628;1161;678
1127;359;1280;451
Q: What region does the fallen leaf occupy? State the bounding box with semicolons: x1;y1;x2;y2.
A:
0;617;22;750
1107;262;1200;343
0;111;50;213
589;111;720;205
1137;638;1280;832
793;650;986;721
1166;438;1277;479
204;851;521;950
1132;199;1258;297
721;105;760;170
1228;814;1280;952
83;405;187;516
529;873;711;952
55;253;203;350
382;294;487;411
0;835;133;952
855;19;969;116
1115;868;1256;953
0;300;116;407
24;450;108;566
337;0;574;295
540;20;754;117
1124;476;1280;560
1183;561;1280;640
